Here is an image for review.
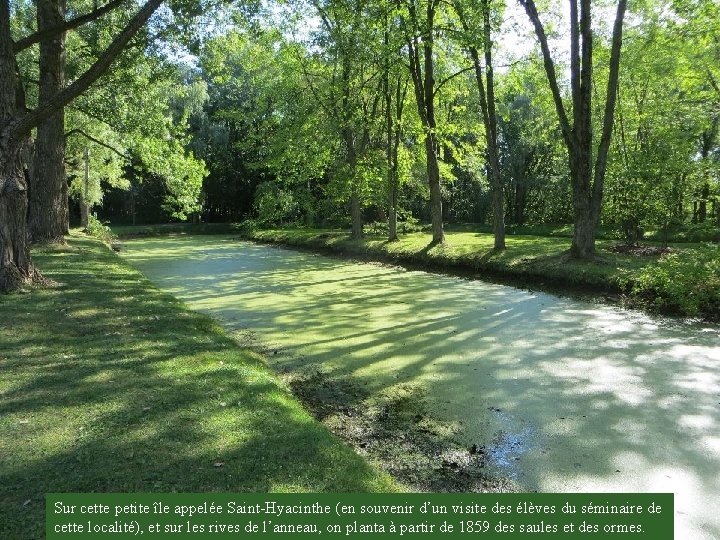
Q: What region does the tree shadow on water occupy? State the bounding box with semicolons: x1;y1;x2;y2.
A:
121;236;720;539
0;237;396;539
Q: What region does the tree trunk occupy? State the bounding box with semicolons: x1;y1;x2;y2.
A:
424;4;444;244
520;0;625;259
425;131;444;243
29;0;68;244
699;183;709;223
80;146;90;228
455;0;504;249
350;188;362;239
0;148;36;290
406;0;444;245
570;168;597;258
1;1;34;289
383;39;398;243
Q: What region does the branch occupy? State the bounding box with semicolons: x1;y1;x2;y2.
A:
708;70;720;98
517;0;573;149
65;128;129;159
11;0;164;140
592;0;627;214
13;0;125;53
433;65;474;97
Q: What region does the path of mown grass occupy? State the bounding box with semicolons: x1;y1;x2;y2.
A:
0;233;398;539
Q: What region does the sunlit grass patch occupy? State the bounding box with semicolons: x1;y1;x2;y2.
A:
0;232;398;539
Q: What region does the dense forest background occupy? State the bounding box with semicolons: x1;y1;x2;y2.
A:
4;0;720;279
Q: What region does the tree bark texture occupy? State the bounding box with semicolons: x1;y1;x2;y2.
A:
29;0;68;244
1;0;35;289
0;146;36;290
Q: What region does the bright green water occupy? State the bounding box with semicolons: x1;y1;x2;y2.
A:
122;235;719;539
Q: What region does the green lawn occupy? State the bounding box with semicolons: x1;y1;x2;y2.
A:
0;233;398;539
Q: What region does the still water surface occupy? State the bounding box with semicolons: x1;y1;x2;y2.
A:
122;235;720;539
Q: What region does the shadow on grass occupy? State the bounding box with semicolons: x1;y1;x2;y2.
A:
0;235;396;539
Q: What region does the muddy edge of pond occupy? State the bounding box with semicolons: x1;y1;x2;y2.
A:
275;364;519;493
232;326;518;493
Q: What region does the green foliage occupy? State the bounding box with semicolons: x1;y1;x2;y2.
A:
628;244;720;316
645;222;720;243
84;215;117;244
253;181;297;225
64;32;208;222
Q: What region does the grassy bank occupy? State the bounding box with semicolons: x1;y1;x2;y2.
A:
244;227;719;320
0;233;397;539
248;227;637;290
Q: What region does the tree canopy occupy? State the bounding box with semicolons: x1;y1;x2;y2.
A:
1;0;719;289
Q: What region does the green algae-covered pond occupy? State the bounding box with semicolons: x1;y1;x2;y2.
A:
122;235;720;539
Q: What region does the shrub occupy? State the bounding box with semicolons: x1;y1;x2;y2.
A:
85;215;116;244
236;219;261;237
629;244;720;317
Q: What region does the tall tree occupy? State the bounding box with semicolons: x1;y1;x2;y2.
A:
381;4;409;241
453;0;505;249
0;0;164;290
28;0;68;243
402;0;445;244
518;0;627;258
307;0;383;239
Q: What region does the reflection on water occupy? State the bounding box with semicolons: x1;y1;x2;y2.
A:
122;236;720;540
486;411;537;479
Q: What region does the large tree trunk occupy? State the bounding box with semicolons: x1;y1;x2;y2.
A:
1;0;34;289
569;163;597;259
29;114;67;242
29;0;68;243
0;146;36;290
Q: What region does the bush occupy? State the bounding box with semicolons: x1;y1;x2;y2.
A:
236;219;261;237
85;215;116;244
645;222;720;243
253;182;297;225
628;244;720;317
